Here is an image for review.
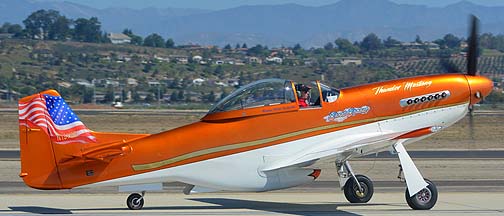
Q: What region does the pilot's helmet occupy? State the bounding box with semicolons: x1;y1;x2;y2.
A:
295;84;312;92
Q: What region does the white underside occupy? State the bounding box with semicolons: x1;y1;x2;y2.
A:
80;103;468;192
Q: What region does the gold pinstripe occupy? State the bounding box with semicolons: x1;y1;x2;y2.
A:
132;101;469;171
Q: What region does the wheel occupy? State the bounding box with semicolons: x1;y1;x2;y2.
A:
126;193;144;210
344;174;374;203
405;179;438;210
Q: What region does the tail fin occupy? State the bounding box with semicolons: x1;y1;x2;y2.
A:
19;90;150;189
18;90;96;189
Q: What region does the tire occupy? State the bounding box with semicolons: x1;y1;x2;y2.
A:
405;179;438;210
127;193;144;210
344;174;374;203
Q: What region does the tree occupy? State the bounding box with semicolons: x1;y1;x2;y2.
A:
144;93;154;103
324;42;334;50
170;91;178;102
0;23;7;33
214;65;224;76
1;23;22;35
103;87;115;103
132;90;141;102
335;38;359;54
415;35;423;44
384;36;401;48
83;87;94;103
293;43;302;51
443;34;461;49
165;38;175;48
122;29;133;35
6;24;23;37
203;91;215;102
177;90;184;101
23;9;61;40
292;43;304;55
242;43;248;49
235;43;241;49
360;33;383;52
73;17;103;43
247;44;268;56
122;29;143;45
49;16;71;40
143;33;165;47
224;44;232;50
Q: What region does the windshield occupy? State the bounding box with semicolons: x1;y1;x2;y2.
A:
208;79;296;114
319;82;340;103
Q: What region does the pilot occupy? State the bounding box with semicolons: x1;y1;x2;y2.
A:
295;84;312;108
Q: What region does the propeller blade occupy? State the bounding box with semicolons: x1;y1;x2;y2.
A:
467;15;479;76
440;58;460;73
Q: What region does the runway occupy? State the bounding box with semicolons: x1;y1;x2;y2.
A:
1;108;503;215
1;192;503;215
3;150;504;159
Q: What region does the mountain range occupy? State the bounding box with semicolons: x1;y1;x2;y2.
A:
2;0;504;47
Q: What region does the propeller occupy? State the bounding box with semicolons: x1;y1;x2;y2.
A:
440;15;480;75
467;15;479;76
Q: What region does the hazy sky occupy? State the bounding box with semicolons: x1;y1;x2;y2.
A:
40;0;504;10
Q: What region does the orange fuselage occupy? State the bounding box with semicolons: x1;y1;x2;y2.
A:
19;73;493;189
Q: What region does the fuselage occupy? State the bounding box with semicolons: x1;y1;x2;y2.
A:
25;73;493;191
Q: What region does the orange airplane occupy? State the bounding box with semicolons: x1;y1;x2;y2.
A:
18;16;493;210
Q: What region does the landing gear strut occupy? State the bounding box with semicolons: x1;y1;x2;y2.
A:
394;141;438;210
337;161;374;203
126;191;145;210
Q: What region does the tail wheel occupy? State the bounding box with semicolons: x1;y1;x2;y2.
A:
344;174;374;203
127;193;144;210
405;179;438;210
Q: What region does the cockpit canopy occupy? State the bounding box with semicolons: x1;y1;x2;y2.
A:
204;78;340;121
208;79;295;114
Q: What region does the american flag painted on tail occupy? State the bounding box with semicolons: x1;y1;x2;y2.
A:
18;94;96;144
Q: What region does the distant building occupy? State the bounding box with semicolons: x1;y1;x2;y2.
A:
0;33;13;39
341;57;362;66
303;58;316;66
192;78;205;86
107;33;131;44
247;57;262;64
73;79;94;87
325;57;340;65
148;81;161;87
192;55;203;62
266;57;283;64
154;55;170;62
127;78;138;87
424;42;440;50
0;89;19;101
169;55;188;64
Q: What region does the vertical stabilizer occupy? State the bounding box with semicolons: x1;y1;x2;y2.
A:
18;90;95;189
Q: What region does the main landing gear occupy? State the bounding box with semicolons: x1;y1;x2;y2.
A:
126;191;145;210
395;141;438;210
337;161;374;203
338;141;438;210
398;165;438;210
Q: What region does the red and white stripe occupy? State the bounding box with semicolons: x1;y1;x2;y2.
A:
18;95;96;144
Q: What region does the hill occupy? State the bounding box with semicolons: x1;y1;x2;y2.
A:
2;0;504;47
0;39;503;107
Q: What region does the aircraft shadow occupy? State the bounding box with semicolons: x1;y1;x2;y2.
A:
7;198;392;215
8;206;72;214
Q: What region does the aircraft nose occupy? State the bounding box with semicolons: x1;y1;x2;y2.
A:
466;75;494;105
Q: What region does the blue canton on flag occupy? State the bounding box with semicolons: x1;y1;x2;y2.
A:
44;95;80;126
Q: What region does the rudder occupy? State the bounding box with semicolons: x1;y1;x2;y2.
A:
18;90;95;189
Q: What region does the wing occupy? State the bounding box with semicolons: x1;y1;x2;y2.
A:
259;130;394;171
